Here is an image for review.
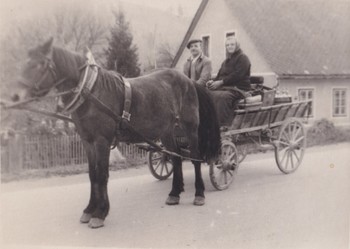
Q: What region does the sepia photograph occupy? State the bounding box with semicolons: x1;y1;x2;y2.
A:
0;0;349;248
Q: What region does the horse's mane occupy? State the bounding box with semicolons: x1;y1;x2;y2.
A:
98;68;124;92
52;46;123;92
52;47;86;81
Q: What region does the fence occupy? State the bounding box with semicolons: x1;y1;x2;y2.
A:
0;133;148;173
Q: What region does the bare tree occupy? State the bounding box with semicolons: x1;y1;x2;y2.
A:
156;41;176;68
0;3;110;132
52;5;108;57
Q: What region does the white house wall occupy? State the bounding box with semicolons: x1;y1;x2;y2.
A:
280;79;350;126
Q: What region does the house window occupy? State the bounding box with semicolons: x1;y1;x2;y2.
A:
202;35;210;57
298;88;314;117
333;88;347;117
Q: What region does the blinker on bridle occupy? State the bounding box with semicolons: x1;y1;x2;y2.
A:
19;55;64;96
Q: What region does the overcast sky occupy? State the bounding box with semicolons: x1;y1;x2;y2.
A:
0;0;200;25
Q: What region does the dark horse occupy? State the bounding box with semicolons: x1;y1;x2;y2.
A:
11;38;221;228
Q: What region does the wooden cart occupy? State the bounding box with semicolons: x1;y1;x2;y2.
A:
148;92;311;190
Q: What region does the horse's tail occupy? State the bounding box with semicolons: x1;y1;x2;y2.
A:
194;83;221;162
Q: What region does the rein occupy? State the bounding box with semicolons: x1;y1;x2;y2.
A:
1;89;75;123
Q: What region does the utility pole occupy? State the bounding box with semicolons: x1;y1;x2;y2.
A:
153;24;157;69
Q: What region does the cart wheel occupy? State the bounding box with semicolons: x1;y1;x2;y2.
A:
237;144;248;163
148;151;173;180
209;141;239;190
275;118;306;174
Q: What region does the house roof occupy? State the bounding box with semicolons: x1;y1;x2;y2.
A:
172;0;350;76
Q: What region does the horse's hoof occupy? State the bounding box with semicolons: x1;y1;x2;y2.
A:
166;196;180;205
80;213;92;223
88;218;104;229
193;196;205;206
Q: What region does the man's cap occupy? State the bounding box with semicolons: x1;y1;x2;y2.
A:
187;39;202;49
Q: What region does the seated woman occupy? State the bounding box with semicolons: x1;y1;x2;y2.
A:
206;36;251;126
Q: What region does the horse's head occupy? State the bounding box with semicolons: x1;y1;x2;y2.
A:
12;38;57;102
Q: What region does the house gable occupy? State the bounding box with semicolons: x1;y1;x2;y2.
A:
173;0;273;80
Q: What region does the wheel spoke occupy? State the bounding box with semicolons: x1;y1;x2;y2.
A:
290;150;295;168
224;171;228;184
285;151;290;169
292;149;301;163
228;152;236;164
218;171;224;184
294;135;305;145
164;162;169;174
160;163;164;176
215;163;223;169
154;161;161;172
151;156;162;162
279;147;288;157
280;148;288;165
282;130;290;141
288;123;294;140
279;140;290;147
292;126;301;141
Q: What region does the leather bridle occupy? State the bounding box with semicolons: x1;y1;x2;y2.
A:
19;56;66;96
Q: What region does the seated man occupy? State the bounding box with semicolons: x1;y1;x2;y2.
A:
183;38;212;86
206;35;251;126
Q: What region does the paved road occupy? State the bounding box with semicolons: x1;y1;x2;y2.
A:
1;143;349;249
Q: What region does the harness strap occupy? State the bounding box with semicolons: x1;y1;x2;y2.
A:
110;72;133;122
122;78;132;122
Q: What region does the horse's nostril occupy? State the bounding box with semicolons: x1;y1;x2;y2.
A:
12;94;20;102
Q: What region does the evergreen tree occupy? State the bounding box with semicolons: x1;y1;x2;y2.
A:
105;9;140;77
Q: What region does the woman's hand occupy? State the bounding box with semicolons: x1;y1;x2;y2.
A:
206;80;213;88
206;80;223;90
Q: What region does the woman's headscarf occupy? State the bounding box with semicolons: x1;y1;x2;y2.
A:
225;36;241;57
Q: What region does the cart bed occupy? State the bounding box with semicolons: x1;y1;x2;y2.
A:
225;100;311;135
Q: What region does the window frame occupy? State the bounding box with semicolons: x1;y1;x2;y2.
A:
297;88;315;117
332;88;348;117
201;34;211;58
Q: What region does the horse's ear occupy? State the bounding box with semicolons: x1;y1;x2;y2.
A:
40;37;54;55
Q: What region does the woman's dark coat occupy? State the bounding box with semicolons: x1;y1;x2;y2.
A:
214;48;251;91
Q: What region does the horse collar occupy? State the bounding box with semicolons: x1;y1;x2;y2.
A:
61;51;98;115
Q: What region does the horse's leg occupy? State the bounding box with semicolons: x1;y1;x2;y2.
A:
181;119;206;205
192;161;205;206
80;140;97;224
181;116;201;160
161;135;184;205
166;156;184;205
80;137;110;228
88;136;111;228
